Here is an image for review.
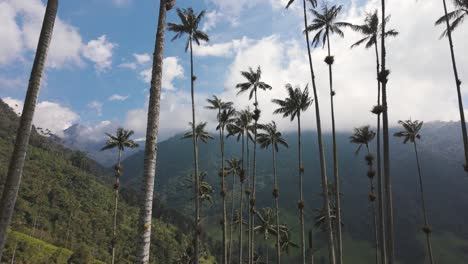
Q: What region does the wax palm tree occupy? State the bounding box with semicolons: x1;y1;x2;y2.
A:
272;84;311;262
236;66;272;264
225;157;244;263
254;207;289;264
206;97;235;263
306;6;349;262
168;7;209;263
435;0;468;173
350;126;379;264
285;1;336;263
279;231;299;256
137;2;174;262
394;120;435;264
257;121;288;263
314;183;339;233
184;172;214;205
101;128;139;264
182;122;214;143
228;109;254;264
0;0;58;258
347;12;398;263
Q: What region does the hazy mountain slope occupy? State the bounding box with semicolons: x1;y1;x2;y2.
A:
120;122;468;264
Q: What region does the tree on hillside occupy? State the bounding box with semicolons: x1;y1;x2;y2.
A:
257;121;288;263
137;1;174;262
101;128;139;264
236;66;272;264
0;0;58;259
346;12;398;263
394;120;435;264
168;7;209;263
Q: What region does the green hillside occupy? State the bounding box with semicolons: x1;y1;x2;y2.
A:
120;123;468;264
0;99;212;263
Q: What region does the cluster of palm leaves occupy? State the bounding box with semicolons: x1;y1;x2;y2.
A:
1;1;468;264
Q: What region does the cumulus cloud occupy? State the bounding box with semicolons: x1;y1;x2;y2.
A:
140;57;184;90
119;53;151;69
3;97;79;136
0;0;115;71
87;101;103;116
193;37;252;57
82;35;116;72
108;94;129;101
213;0;468;134
202;11;222;32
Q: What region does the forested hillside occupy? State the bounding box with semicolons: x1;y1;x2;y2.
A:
120;122;468;264
0;99;214;263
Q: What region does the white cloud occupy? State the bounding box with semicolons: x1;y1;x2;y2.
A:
140;57;184;91
0;0;116;71
3;97;79;136
193;37;252;57
214;0;468;134
87;100;103;116
82;35;116;72
119;53;151;69
202;11;222;32
108;94;129;101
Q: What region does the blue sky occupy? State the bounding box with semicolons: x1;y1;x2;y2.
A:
1;0;467;141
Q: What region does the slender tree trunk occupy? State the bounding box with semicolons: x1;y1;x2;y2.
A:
326;31;343;264
239;133;245;264
219;115;228;264
272;143;280;264
247;135;252;264
251;91;259;264
189;37;201;264
302;1;336;263
441;0;468;171
229;164;237;263
112;149;122;264
298;115;306;264
379;1;395;262
374;42;387;264
10;237;17;264
137;1;168;262
0;0;58;258
309;230;315;264
413;142;434;264
365;145;379;264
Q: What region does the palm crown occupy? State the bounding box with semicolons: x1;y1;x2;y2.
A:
236;66;272;101
168;8;209;51
206;95;233;114
306;4;349;48
227;109;254;142
436;0;468;37
349;125;376;154
182;122;214;143
216;107;236;131
394;119;423;144
347;10;398;49
254;208;288;241
272;84;313;121
101;128;139;151
257;121;288;152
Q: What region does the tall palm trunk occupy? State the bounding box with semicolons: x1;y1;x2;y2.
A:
219;113;228;264
0;0;58;258
239;133;246;264
413;142;434;264
112;149;122;264
441;0;468;171
298;114;306;264
229;164;237;263
374;42;387;264
251;91;259;264
365;145;379;264
272;140;281;264
379;1;395;262
309;230;315;264
325;30;343;264
189;36;201;264
302;1;336;263
247;133;252;264
137;1;168;262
